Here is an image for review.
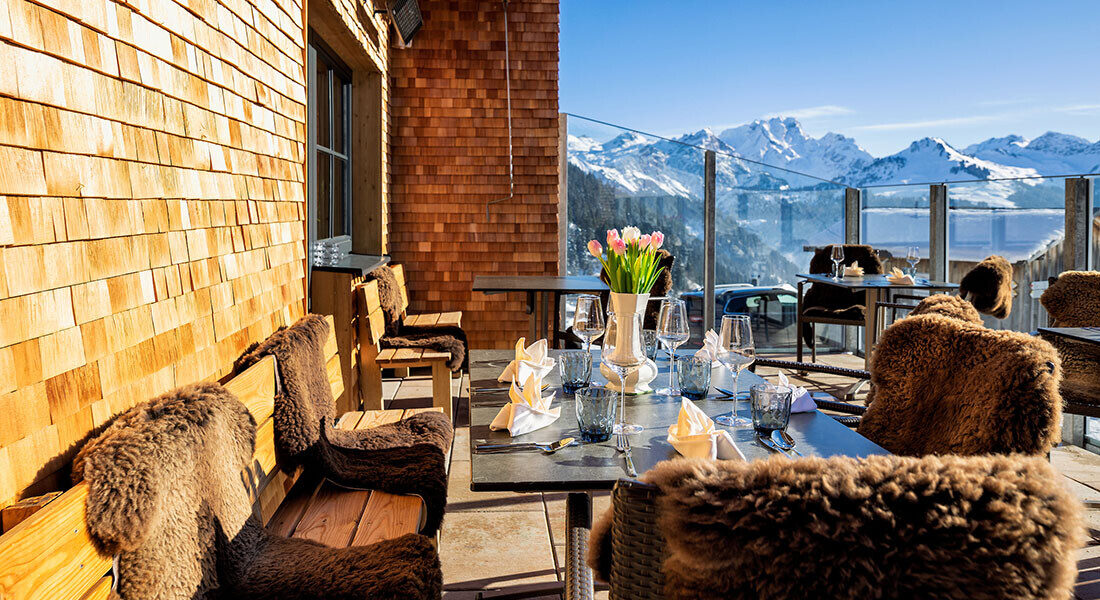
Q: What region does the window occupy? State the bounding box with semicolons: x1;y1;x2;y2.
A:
308;40;352;245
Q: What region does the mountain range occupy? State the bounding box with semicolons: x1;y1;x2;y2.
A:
568;116;1100;206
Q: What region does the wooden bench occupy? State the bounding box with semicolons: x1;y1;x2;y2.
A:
392;264;463;331
358;279;454;418
0;315;436;599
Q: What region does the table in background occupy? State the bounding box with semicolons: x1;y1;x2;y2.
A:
472;275;608;347
796;273;958;369
468;349;887;599
1038;327;1100;347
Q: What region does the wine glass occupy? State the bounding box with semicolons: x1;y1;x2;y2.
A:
572;295;605;363
906;246;920;277
601;312;644;435
715;315;755;428
830;245;845;279
655;299;690;397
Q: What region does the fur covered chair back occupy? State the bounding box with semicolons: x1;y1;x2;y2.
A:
808;244;883;276
908;294;983;324
1041;270;1100;326
588;454;1083;600
959;255;1013;318
72;382;441;600
860;313;1062;456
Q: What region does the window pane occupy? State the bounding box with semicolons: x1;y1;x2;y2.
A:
333;158;346;236
315;151;330;238
315;62;329;148
334;76;347;153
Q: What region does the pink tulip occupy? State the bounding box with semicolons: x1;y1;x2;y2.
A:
610;237;627;255
606;229;620;246
651;231;664;249
639;234;652;249
587;240;602;259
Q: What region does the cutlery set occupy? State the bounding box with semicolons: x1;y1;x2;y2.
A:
757;429;802;458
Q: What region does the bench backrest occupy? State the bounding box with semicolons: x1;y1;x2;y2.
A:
391;263;411;317
0;316;344;600
357;279;387;351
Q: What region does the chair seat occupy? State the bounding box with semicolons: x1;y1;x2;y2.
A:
376;347;451;366
802;304;866;321
403;311;462;328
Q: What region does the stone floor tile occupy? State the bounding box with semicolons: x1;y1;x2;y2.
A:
439;510;558;590
452;426;471;462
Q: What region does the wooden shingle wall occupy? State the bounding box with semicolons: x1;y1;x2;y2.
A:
0;0;308;510
388;0;560;349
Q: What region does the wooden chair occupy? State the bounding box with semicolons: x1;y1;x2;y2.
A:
391;264;463;330
0;315;439;599
357;279;453;417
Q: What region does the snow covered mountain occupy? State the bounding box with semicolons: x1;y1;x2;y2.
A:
717;117;872;180
963;132;1100;174
843;137;1037;187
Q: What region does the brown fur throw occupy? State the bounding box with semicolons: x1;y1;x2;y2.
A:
802;245;884;346
73;382;441;600
365;266;467;372
235;315;453;535
1041;270;1100;327
588;454;1083;600
861;313;1062;456
959;254;1013;318
909;293;983;324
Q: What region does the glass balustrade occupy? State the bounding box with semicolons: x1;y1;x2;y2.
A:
860;185;930;276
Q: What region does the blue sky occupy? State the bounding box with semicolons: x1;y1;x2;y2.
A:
560;0;1100;157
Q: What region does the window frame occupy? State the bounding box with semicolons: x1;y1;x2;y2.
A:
307;37;353;248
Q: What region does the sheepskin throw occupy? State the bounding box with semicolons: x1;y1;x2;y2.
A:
365;266;467;372
73;383;442;600
959;254;1013;318
588;454;1083;600
235;314;453;535
861;313;1062;456
1041;270;1100;327
908;293;983;324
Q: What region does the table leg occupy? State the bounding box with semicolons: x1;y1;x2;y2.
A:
551;292;563;348
527;291;537;341
540;292;550;344
565;492;594;600
863;288;880;370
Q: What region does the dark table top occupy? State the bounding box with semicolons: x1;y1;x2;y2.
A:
797;273;958;290
1038;327;1100;346
468;349;888;492
472;275;608;294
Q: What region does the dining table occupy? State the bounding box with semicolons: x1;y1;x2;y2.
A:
1037;326;1100;347
468;348;888;599
471;275;608;347
796;273;959;369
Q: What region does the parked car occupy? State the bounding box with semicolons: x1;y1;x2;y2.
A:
681;284;799;349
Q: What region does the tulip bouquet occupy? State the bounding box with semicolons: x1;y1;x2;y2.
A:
587;227;666;294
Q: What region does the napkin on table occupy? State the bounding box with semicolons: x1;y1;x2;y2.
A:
886;267;915;285
498;337;556;383
776;372;816;413
842;263;865;277
693;329;723;366
489;372;561;437
667;398;744;460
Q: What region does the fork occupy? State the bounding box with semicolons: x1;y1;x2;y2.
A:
617;432;638;477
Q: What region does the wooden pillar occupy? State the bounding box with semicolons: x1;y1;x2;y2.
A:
929;184;948;281
703;150;716;334
844;187;861;244
1064;177;1092;270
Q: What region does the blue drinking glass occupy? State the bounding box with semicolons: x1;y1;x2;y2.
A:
558;350;592;395
575;387;616;442
676;356;712;400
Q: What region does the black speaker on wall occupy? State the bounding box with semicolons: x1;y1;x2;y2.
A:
388;0;423;47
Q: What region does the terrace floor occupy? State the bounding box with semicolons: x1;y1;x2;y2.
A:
382;352;1100;600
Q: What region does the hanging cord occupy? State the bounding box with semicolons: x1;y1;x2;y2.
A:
485;0;514;219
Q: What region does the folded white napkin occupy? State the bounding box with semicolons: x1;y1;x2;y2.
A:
693;329;723;366
667;398;744;461
776;372;816;413
842;263;865;277
498;337;556;383
489;372;561;437
886;267;915;285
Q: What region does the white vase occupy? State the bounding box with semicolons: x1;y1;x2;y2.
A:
600;292;658;394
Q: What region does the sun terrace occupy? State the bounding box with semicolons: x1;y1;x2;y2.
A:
0;1;1097;599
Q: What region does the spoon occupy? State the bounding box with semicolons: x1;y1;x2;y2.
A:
771;429;803;457
474;438;576;454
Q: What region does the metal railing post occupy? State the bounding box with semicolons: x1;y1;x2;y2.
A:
929;184;948;281
1064;177;1092;270
844;188;860;244
703;150;716;334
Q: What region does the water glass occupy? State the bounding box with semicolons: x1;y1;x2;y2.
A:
575;387;617;442
750;384;793;434
558;350;592;395
676;356;712;400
